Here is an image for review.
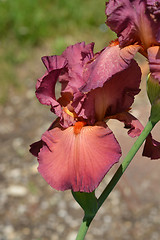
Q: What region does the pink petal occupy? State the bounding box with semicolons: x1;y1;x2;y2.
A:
37;125;121;192
30;118;61;157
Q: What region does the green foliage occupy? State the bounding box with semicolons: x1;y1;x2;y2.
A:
0;0;106;46
0;0;114;103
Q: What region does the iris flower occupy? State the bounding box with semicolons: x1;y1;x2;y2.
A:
30;41;156;192
106;0;160;79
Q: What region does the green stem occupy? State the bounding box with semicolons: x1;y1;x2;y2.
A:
75;120;156;240
75;217;92;240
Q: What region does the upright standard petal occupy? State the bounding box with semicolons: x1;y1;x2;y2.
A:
81;45;140;92
42;55;67;72
60;42;95;93
73;45;141;122
37;124;121;192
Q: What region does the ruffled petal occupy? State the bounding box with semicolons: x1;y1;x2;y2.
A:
36;70;62;116
42;55;67;72
147;46;160;83
62;42;94;71
105;0;157;48
60;42;95;93
37;124;121;192
81;45;141;92
73;46;141;122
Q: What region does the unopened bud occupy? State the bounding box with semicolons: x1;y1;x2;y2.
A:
147;74;160;123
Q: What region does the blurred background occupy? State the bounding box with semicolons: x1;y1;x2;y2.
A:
0;0;160;240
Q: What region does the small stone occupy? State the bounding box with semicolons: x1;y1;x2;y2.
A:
12;138;23;149
58;209;67;218
66;232;77;240
10;168;21;178
6;185;28;197
22;227;30;235
26;89;35;99
30;163;38;174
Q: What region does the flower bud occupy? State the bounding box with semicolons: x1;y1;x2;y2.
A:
147;74;160;123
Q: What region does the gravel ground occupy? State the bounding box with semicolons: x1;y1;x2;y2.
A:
0;56;160;240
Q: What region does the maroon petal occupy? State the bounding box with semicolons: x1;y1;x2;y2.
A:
42;55;67;72
37;124;121;192
62;42;94;67
106;0;157;48
73;45;141;122
147;46;160;83
147;0;160;17
114;112;160;159
60;42;95;92
81;45;141;92
36;70;62;116
30;140;43;157
143;133;160;159
112;112;144;137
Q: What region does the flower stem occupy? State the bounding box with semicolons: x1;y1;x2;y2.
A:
75;119;156;240
75;217;92;240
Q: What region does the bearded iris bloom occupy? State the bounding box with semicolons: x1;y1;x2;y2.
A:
30;41;158;192
106;0;160;81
